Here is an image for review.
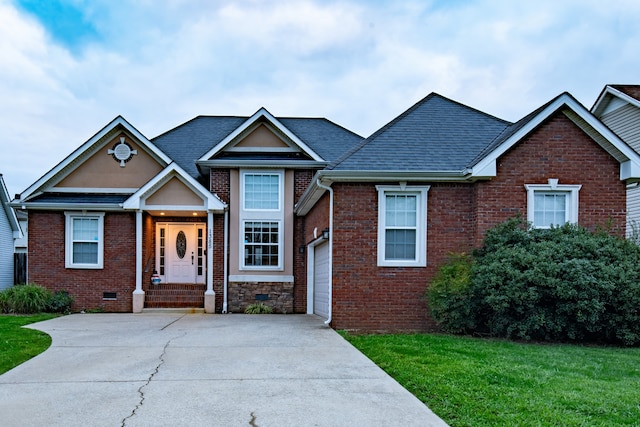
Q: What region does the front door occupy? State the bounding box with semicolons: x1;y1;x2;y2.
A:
157;223;206;284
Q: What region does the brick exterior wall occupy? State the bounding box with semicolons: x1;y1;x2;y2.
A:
311;112;626;332
293;169;314;312
28;211;135;312
326;182;475;332
473;112;626;244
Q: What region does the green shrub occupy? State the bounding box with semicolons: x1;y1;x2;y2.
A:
245;303;273;314
427;253;475;334
428;217;640;346
47;291;74;314
0;284;53;314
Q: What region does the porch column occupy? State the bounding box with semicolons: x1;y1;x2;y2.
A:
132;210;145;313
204;210;215;313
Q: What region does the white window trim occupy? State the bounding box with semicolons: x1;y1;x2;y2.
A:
376;185;429;267
525;179;581;229
65;211;105;269
240;170;283;212
240;219;283;270
239;169;285;271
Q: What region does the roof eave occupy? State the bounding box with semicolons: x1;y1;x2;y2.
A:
12;202;124;211
591;85;640;116
295;169;470;216
197;160;328;169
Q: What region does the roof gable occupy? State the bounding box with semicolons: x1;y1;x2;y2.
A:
0;175;21;238
18;116;171;202
592;85;640;117
197;108;324;162
123;163;226;213
470;93;640;180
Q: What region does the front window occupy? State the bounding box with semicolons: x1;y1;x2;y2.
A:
240;170;284;270
65;212;104;269
525;180;581;229
244;221;280;266
377;185;429;267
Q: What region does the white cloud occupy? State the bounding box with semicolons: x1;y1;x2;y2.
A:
1;0;640;195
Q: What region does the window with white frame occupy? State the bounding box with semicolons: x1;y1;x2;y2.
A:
525;180;581;229
240;170;284;269
377;185;429;267
65;212;105;269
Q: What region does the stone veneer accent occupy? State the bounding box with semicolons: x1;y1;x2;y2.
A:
228;282;294;314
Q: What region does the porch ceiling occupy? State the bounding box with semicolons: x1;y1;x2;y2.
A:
146;209;209;217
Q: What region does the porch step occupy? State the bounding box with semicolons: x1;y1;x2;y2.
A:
144;283;206;309
142;308;205;314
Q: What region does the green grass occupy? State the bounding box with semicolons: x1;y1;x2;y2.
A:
342;333;640;426
0;314;58;375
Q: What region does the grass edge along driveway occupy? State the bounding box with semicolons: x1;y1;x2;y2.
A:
0;314;58;375
342;332;640;427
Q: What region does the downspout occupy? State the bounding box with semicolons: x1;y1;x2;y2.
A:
316;179;333;326
223;209;229;313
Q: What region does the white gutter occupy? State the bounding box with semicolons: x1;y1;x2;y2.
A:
223;209;229;313
316;178;333;326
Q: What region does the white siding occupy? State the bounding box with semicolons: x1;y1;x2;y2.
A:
0;207;13;289
600;104;640;154
627;185;640;238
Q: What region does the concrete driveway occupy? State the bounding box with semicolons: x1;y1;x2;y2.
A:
0;313;448;427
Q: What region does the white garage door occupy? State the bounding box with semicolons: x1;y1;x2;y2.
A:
313;242;330;318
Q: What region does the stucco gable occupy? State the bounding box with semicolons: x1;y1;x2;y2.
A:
17;116;171;203
197;108;324;163
123;163;226;214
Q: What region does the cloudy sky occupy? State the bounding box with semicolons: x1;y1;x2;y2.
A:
1;0;639;196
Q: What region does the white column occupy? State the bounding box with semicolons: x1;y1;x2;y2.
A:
132;210;145;313
204;210;215;313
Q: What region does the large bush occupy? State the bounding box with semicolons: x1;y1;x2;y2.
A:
0;284;74;314
428;217;640;346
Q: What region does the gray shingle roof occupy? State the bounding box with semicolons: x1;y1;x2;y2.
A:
329;93;511;172
152;116;363;178
29;193;129;204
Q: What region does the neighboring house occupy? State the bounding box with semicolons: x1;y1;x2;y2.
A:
0;174;22;289
13;210;28;284
13;90;640;331
591;85;640;237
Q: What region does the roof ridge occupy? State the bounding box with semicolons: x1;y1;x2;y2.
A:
467;92;573;168
328;92;510;171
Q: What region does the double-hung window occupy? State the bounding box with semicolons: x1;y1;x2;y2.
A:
65;212;105;269
240;171;284;270
377;185;429;267
525;180;581;229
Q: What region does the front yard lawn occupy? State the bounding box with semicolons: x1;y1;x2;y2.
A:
342;333;640;426
0;314;58;375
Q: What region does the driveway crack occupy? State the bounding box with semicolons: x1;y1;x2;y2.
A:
121;332;185;426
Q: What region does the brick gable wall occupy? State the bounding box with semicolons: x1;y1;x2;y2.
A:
473;112;626;244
